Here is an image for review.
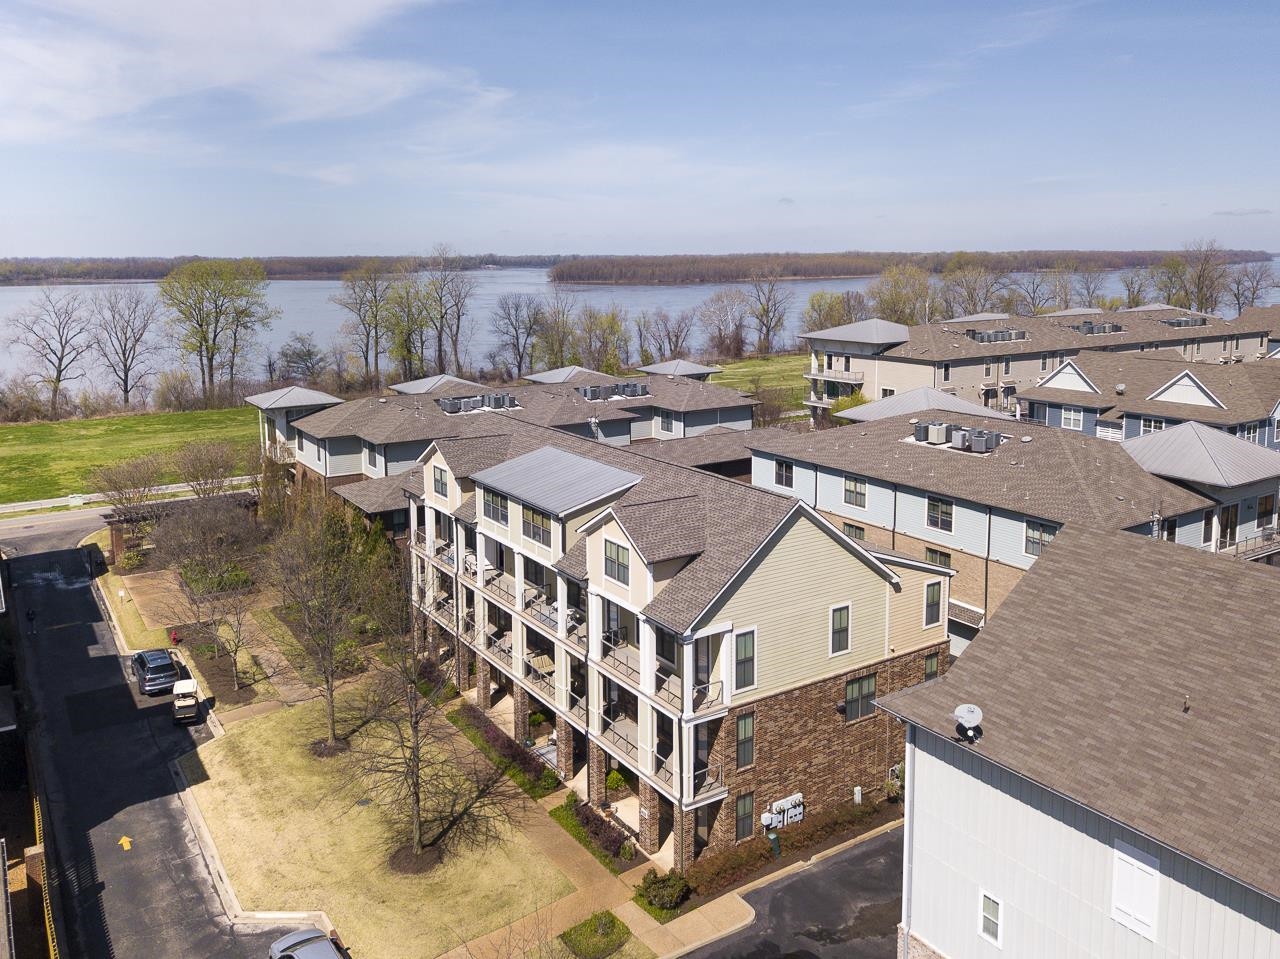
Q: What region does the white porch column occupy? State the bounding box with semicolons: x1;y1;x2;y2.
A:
474;530;487;586
514;551;525;611
638;617;656;696
637;700;654;774
554;647;570;711
587;590;603;661
555;574;568;638
588;665;603;735
681;639;694;720
720;631;734;708
679;720;695;800
513;620;526;671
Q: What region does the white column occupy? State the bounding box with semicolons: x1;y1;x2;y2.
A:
587;591;603;661
554;648;569;711
474;530;486;586
638;617;656;696
513;551;525;610
513;620;526;670
555;574;568;638
638;700;654;774
681;640;694;720
679;720;694;800
720;631;734;707
588;665;602;735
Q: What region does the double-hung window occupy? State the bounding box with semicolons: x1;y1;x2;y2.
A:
844;673;876;721
735;794;755;841
983;358;992;378
1040;353;1049;372
842;522;865;540
1001;356;1011;375
734;629;755;690
604;541;630;585
521;505;552;547
774;459;794;488
1259;494;1275;529
1061;406;1084;431
1244;422;1260;444
482;490;508;525
660;410;674;433
924;582;942;626
1202;509;1214;545
432;466;448;497
980;892;1003;946
926;495;953;533
924;652;939;681
1025;520;1057;556
940;361;951;382
735;714;754;769
365;442;376;468
830;605;850;654
925;547;951;568
1140;417;1165;435
843;475;867;508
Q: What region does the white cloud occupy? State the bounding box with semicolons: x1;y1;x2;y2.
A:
0;0;460;142
1213;208;1272;217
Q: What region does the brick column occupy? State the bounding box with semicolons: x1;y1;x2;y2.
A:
109;523;125;564
674;808;697;872
513;685;530;744
587;740;608;806
638;780;661;855
454;642;475;691
476;655;492;709
555;714;574;781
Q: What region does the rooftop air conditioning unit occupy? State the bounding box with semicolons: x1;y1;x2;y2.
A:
913;421;929;442
927;422;950;445
586;386;602;400
970;429;991;453
439;397;462;414
951;430;971;451
1217;356;1229;365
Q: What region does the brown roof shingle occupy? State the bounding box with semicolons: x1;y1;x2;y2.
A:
879;525;1280;902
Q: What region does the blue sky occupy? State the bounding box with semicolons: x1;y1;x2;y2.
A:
2;1;1277;256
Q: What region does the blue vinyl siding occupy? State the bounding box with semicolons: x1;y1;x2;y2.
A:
813;468;896;527
1042;403;1099;437
894;487;989;555
751;453;817;504
385;440;431;475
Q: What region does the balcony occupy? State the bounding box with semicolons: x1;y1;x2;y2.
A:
692;761;725;799
564;608;587;650
266;440;295;464
483;625;513;669
652;746;676;788
483;569;517;606
523;587;558;632
411;528;429;554
1222;527;1280;561
523;645;556;699
691;679;724;713
601;714;639;765
600;627;639;683
427;592;456;626
568;690;588;726
806;367;865;384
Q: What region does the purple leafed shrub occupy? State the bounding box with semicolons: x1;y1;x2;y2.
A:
457;703;549;784
571;802;629;858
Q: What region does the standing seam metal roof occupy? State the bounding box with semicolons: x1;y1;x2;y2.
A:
470;447;642;516
1121;420;1280;487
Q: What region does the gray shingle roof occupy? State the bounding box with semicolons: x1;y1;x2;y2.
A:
472;447;643;516
244;386;343;410
627;375;757;413
879;525;1280;902
434;435;513;478
1122;420;1280;487
610;495;707;563
748;412;1213;528
799;318;910;345
332;473;418;514
632;427;794;469
836;387;1012;423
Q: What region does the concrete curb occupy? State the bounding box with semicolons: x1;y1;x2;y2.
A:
169;756;335;932
661;818;906;958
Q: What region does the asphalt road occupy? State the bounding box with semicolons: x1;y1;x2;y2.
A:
2;509;296;958
687;826;903;959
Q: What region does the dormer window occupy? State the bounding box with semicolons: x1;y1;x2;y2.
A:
604;540;630;585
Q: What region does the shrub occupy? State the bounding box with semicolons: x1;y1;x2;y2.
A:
528;710;548;727
605;769;627;793
180;560;252;595
559;910;629;959
116;549;145;571
638;868;689;911
537;767;560;793
572;802;629;858
563;790;580;809
334;637;364;676
452;703;558;797
620;840;635;862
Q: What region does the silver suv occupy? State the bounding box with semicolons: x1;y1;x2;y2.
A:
269;929;351;959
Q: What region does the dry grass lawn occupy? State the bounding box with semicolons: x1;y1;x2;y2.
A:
182;697;572;958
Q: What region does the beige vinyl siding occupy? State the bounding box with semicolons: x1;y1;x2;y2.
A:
564;503;602;556
651;557;685;598
585;517;650;609
887;565;948;654
699;512;890;701
477;485;510;540
421;451;461;514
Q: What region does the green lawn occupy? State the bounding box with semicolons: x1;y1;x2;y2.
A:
0;407;258;504
708;354;809;412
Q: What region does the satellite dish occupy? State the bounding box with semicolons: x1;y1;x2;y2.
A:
954;703;983;744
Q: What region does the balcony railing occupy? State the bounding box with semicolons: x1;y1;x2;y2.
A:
1221;528;1280;560
485;628;513;668
523;587;558;631
654;666;681;709
692;761;724;798
458;617;478;648
568;691;588;725
653;746;675;787
564;609;587;648
483;570;516;605
411;528;429;552
524;650;555;698
600;627;639;682
601;714;639;763
691;679;724;713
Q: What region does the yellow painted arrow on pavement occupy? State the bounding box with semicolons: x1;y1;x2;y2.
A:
117;836;133;851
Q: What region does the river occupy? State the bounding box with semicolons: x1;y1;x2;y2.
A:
0;264;1276;380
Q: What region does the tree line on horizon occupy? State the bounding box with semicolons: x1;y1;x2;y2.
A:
548;248;1272;284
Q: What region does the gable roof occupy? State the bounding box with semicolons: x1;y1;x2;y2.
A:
637;359;722;377
332;472;418;514
878;525;1280;903
471;447;642;516
524;365;608;384
799;318;910;345
748;412;1212;528
835;387;1012;423
389;374;483;394
431;434;513;477
244;386;343;411
1122;420;1280;487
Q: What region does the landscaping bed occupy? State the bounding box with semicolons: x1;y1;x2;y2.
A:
559;910;631;959
547;793;642;875
447;703;560;799
186;635;270;708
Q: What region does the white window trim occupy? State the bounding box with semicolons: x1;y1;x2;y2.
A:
925;495;955;535
733;626;758;693
979;889;1003;948
1061;405;1084;431
922;579;944;629
828;602;851;657
842;474;868;511
1140;417;1165;435
1023;519;1056;558
1112;839;1159;942
603;537;631;587
774;458;795;489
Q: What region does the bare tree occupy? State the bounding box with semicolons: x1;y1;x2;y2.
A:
268;496;401;748
8;288;94;417
1227;260;1276;316
90;286;160;406
425;245;476;375
649;308;698;360
91;454;166;547
866;264;942;325
1150;257;1190;307
1119;269;1151;309
530;290;577;372
1007;272;1054;314
745;274;793;353
173;441;244;499
1184;239;1230;314
573;307;630;373
697;289;752;359
278;332;330;381
488;293;543;379
333;260;395;388
1050;261;1076;310
941;262;1007;317
1073;268;1109;309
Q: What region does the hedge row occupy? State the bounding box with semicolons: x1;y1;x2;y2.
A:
572;799;630;858
449;704;559;798
685;799;882;897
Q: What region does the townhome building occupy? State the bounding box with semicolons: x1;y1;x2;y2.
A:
245;385;344;461
1017;347;1280;445
880;526;1280;959
408;414;953;871
746;413;1214;646
800;305;1280;423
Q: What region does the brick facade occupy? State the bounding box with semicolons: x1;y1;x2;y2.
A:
690;640;949;863
554;714;574;781
638;781;661;853
475;655;493;709
587;741;608;805
512;685;530;743
453;642;476;691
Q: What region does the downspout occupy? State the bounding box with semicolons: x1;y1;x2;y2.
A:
900;723;917;959
891;484;898;550
983;505;993;616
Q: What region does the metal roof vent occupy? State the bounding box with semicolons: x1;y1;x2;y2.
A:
1020;436;1032;443
1115;383;1126;395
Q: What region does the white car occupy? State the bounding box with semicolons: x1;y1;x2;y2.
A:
269;929;351;959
